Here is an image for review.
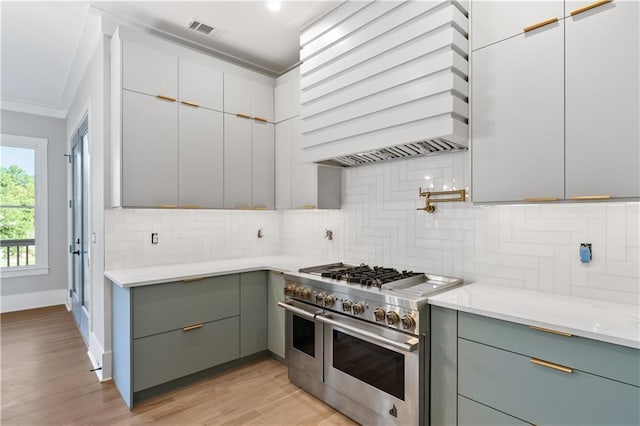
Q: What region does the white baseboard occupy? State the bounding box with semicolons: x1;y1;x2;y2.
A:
89;332;112;382
1;289;67;313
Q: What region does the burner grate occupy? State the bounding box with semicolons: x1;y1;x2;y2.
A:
319;265;422;288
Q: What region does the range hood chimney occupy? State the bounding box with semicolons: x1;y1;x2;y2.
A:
299;0;469;167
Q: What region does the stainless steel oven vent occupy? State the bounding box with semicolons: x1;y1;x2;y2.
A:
316;138;467;167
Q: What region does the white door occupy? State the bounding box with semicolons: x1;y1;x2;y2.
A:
71;118;89;345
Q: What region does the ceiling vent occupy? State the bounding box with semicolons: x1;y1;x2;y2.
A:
187;19;215;35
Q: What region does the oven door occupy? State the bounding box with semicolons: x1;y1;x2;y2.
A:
318;313;422;425
278;300;324;382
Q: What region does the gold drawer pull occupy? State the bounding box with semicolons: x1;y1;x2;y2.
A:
236;113;251;119
530;358;573;374
156;94;177;102
523;17;559;33
253;116;268;123
182;323;204;331
570;0;612;16
301;204;317;209
156;204;177;209
183;277;204;283
181;204;201;209
570;195;611;200
180;100;200;108
523;197;559;202
253;205;268;210
529;325;572;337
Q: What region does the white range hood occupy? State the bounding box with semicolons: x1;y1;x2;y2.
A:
299;0;469;166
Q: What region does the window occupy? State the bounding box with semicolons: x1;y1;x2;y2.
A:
0;134;48;277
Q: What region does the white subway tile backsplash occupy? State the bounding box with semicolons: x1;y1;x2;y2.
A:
104;152;639;305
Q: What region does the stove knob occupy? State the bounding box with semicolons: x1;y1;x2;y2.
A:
315;292;326;304
352;302;365;315
342;300;353;313
373;307;386;321
285;284;295;296
401;315;416;329
301;288;311;300
294;286;303;297
324;295;336;307
386;311;400;325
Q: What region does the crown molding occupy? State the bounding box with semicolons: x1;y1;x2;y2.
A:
1;99;67;119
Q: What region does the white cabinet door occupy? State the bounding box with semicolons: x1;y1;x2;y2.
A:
251;81;274;123
290;117;319;208
252;121;275;209
471;23;565;202
179;58;223;111
471;1;563;51
223;114;253;208
224;74;252;115
274;81;292;123
122;40;177;99
565;0;639;198
275;120;293;209
122;90;178;207
179;106;224;208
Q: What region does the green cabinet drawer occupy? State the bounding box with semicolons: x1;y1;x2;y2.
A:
458;338;640;425
458;396;528;426
459;312;640;387
133;316;240;391
132;274;240;338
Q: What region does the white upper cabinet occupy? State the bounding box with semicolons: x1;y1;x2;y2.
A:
252;121;275;209
122;40;177;99
471;1;564;51
275;67;301;123
178;58;223;111
224;74;274;122
223;115;253;209
565;0;639;199
471;22;565;202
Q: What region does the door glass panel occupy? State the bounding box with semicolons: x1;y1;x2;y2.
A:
292;315;315;357
81;131;89;309
332;330;405;400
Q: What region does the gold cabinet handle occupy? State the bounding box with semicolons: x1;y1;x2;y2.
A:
523;197;559;202
156;204;177;209
236;113;251;119
253;205;268;210
530;358;573;374
181;204;201;209
523;17;559;33
300;204;317;209
182;323;204;331
180;100;200;108
156;95;177;102
183;277;205;283
253;116;268;123
529;325;572;337
570;0;612;16
570;195;611;200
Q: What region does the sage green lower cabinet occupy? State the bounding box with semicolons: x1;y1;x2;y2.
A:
240;271;268;357
267;271;285;359
458;396;527;426
133;317;239;391
430;306;458;426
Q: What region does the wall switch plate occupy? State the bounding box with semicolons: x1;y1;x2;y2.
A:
151;233;159;244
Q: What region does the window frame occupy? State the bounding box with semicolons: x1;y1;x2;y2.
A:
0;133;49;278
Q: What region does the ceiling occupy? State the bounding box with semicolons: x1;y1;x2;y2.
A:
0;1;339;117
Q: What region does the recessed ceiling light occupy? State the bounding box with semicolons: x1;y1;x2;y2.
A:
267;0;281;12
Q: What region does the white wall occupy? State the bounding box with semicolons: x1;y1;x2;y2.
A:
66;34;110;378
0;110;68;311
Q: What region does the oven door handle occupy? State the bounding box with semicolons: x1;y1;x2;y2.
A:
316;314;419;353
277;301;322;320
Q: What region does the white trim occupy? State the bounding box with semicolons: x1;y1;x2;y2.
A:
1;134;49;272
0;289;67;313
89;332;112;382
1;99;67;119
0;265;49;278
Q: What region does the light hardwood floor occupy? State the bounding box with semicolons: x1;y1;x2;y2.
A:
1;305;356;425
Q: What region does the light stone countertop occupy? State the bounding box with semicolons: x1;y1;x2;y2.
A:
428;282;640;349
104;255;335;288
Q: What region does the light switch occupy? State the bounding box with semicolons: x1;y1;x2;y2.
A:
151;233;159;244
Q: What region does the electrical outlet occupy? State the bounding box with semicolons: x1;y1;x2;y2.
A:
580;243;592;263
151;233;159;244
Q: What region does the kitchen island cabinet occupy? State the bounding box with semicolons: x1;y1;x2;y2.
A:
430;293;640;426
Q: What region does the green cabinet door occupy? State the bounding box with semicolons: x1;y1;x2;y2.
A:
240;271;268;357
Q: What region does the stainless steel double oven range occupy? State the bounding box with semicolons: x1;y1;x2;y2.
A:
278;263;462;425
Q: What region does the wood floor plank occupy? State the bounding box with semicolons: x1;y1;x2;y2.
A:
1;305;357;425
